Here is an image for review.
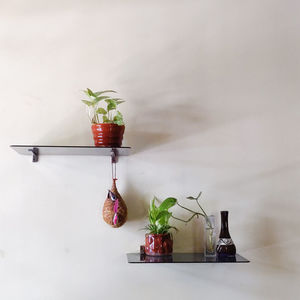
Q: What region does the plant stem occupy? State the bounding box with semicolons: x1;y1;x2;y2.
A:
176;196;213;229
172;212;204;223
176;202;199;214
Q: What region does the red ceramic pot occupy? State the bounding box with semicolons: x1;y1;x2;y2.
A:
91;123;125;147
145;233;173;256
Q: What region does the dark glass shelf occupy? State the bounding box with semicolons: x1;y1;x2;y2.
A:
127;253;249;263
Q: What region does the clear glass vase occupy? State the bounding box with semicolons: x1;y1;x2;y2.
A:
204;215;216;257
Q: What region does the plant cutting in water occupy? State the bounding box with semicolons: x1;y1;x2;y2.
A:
81;88;125;125
144;196;178;234
172;192;211;226
171;192;215;254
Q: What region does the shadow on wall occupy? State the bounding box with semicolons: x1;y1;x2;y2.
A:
34;108;92;146
35;99;206;154
122;181;148;222
125;101;205;154
173;217;204;253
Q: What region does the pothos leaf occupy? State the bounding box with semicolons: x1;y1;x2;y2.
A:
94;90;116;96
107;101;117;111
82;100;94;106
86;88;96;97
113;111;124;125
96;107;107;114
102;115;110;123
108;98;125;105
93;96;110;104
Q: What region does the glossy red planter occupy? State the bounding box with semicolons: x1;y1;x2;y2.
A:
145;233;173;256
91;123;125;147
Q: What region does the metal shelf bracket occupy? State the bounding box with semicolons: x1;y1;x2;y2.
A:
28;147;39;162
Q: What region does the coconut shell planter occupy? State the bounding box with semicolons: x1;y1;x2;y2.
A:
103;179;127;228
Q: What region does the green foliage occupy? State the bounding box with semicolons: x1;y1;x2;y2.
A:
81;88;125;125
145;196;178;234
96;108;107;114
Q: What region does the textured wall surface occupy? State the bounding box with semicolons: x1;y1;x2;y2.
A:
0;1;299;299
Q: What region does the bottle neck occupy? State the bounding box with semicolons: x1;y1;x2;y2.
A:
219;211;231;238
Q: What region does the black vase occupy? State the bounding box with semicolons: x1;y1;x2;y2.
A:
216;211;236;257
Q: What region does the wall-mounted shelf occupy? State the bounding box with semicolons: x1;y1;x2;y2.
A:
10;145;131;162
127;253;249;263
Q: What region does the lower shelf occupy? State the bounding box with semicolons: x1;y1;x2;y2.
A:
127;253;249;263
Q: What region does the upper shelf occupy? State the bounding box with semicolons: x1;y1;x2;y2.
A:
10;145;131;162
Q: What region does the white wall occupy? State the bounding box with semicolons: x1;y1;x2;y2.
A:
1;0;300;299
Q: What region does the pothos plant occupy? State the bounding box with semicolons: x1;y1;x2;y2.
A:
145;192;212;235
145;197;178;234
81;88;125;125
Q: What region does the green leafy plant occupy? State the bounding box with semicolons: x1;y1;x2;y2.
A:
81;88;125;125
144;192;212;235
144;196;178;234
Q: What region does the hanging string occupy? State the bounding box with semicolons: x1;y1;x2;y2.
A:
111;157;118;226
111;160;117;181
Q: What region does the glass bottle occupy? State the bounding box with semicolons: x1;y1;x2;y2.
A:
216;211;236;257
204;215;216;257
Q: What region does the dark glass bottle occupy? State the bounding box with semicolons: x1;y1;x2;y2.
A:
216;211;236;257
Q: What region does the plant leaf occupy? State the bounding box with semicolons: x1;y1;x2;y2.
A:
82;100;94;106
151;197;157;210
157;211;172;226
116;100;125;105
107;102;116;111
108;98;125;105
158;197;177;212
113;111;124;125
93;96;110;104
94;90;116;96
102;115;110;123
105;98;116;103
86;88;96;97
96;108;107;114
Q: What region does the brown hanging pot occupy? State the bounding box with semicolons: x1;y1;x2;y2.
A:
103;179;127;228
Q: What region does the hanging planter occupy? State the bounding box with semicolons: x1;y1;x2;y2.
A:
102;151;127;228
103;179;127;228
82;88;125;147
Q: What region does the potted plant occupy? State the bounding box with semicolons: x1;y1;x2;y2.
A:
144;197;178;256
81;88;125;147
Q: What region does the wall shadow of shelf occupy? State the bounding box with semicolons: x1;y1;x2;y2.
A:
127;253;249;263
10;145;131;162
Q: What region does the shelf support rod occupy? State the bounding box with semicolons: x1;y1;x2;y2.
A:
28;147;39;162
